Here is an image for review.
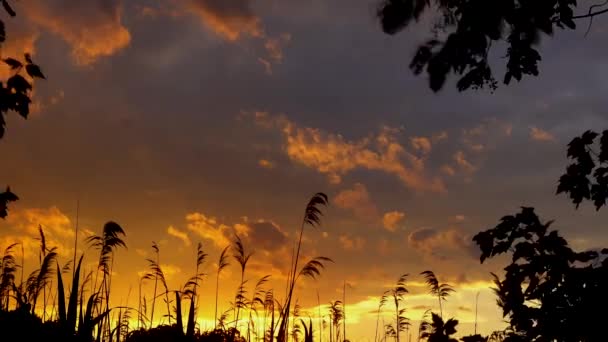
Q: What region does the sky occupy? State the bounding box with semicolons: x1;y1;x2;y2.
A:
2;0;608;340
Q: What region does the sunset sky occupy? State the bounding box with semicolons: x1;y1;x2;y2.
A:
2;0;608;341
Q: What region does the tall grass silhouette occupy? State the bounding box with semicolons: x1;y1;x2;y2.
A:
0;193;515;342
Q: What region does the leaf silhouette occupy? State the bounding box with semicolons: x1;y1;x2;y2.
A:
2;0;15;17
3;57;21;70
303;192;329;227
0;187;18;218
25;63;45;79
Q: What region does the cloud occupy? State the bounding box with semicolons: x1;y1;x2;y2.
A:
454;151;476;174
2;206;75;259
135;248;148;257
432;131;448;142
188;0;263;41
184;1;290;72
264;33;291;63
186;212;232;248
339;234;365;251
457;306;473;313
377;238;395;256
529;126;556;142
138;263;182;281
235;220;288;253
182;212;291;274
382;211;405;232
441;165;456;176
25;0;131;65
258;159;275;169
461;118;512;152
257;115;446;192
407;227;477;261
410;136;432;155
451;215;466;223
0;24;39;79
335;183;379;221
6;206;74;238
160;264;182;280
185;212;288;252
167;225;191;247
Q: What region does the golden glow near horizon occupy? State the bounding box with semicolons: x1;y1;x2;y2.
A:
0;204;505;341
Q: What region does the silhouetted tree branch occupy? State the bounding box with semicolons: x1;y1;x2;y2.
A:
376;0;608;92
572;6;608;19
473;207;608;341
0;1;46;219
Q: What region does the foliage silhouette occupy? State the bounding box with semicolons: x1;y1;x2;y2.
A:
376;0;607;92
556;129;608;210
231;234;252;335
327;300;343;342
0;1;46;219
277;192;330;342
420;270;454;319
214;245;230;329
0;191;534;342
419;312;458;342
381;274;409;342
473;206;608;341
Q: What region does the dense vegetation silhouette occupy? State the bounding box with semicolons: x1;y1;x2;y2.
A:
376;0;608;92
374;3;608;340
0;192;516;342
0;0;45;219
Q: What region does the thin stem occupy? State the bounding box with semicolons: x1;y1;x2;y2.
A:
214;268;220;329
572;7;608;19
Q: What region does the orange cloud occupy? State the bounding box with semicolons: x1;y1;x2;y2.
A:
269;116;445;193
258;159;275;169
440;165;456;176
185;212;232;248
452;215;466;223
410;136;432;155
264;33;291;63
182;212;291;273
6;206;74;238
24;0;131;65
188;0;263;41
376;238;394;256
407;227;477;261
339;234;365;251
1;206;76;259
529;126;556;142
167;225;191;247
432;131;448;142
454;151;476;174
334;183;379;221
382;211;405;232
0;22;38;79
180;1;291;73
137;263;182;281
461;118;512;152
234;219;288;254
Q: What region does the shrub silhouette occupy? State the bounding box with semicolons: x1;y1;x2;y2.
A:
473;207;608;341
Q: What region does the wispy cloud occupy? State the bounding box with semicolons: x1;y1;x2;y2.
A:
25;0;131;65
258;159;275;169
339;234;365;251
529;126;556;142
335;183;379;221
253;113;446;193
187;0;263;41
407;227;477;261
167;225;191;247
382;211;405;232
